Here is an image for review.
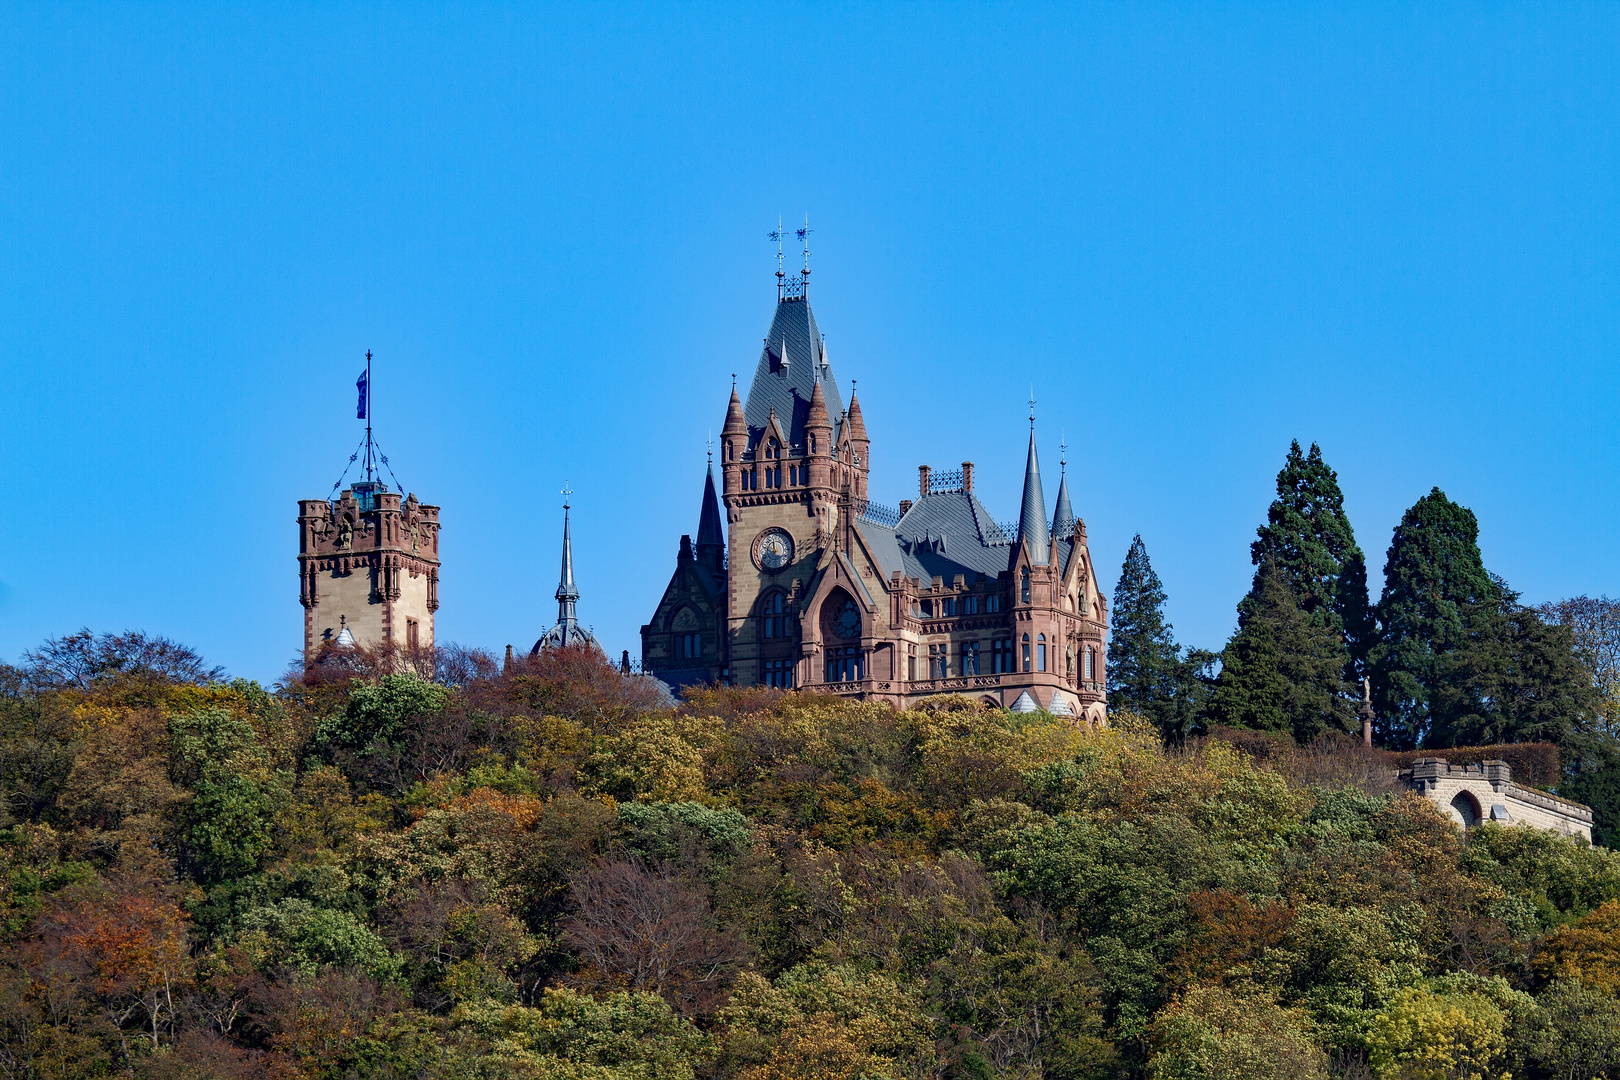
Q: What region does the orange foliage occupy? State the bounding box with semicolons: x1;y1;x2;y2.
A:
1535;899;1620;994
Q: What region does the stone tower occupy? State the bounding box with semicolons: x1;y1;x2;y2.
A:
298;482;441;663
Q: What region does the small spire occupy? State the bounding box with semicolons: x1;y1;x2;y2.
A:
770;218;786;299
1016;424;1051;566
797;214;813;275
555;485;579;626
696;460;725;555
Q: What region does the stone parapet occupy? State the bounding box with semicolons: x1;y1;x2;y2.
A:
1397;757;1592;842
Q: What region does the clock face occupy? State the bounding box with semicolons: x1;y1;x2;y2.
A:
753;528;795;571
834;599;862;638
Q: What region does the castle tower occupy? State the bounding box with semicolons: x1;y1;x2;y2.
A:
298;353;440;666
298;485;440;663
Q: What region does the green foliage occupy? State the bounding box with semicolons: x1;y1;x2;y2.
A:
236;897;404;981
1208;560;1358;743
317;673;450;751
11;628;1620;1078
1110;534;1216;741
1249;440;1373;680
1148;983;1327;1080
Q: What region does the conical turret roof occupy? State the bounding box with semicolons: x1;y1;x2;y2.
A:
844;389;868;443
1016;428;1051;565
1052;469;1075;539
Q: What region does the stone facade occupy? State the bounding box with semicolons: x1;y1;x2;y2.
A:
298;483;440;663
1399;757;1593;842
642;271;1108;719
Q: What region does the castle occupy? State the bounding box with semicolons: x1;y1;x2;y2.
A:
640;254;1110;719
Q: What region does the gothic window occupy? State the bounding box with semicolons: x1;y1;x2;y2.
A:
929;643;948;679
824;592;862;641
760;593;792;639
940;597;956;617
406;618;419;650
676;633;702;659
985;594;1002;614
764;658;793;688
825;646;864;683
1022;634;1032;672
962;641;981;676
992;638;1014;673
1037;634;1047;673
1020;569;1031;603
907;645;917;682
963;595;978;615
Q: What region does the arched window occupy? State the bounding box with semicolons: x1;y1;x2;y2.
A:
1020;568;1031;603
1037;634;1047;672
760;592;791;639
1022;634;1031;672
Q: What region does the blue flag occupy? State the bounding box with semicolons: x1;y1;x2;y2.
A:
356;369;368;419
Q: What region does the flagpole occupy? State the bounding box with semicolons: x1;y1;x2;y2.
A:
365;349;374;483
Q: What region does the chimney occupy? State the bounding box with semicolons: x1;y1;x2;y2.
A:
962;462;974;493
621;650;631;674
503;644;514;674
899;499;913;517
919;465;931;498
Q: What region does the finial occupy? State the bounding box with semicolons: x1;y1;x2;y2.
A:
797;214;813;274
769;217;786;280
731;372;736;389
561;482;572;511
1028;388;1036;429
366;349;372;362
1060;431;1067;473
707;432;713;465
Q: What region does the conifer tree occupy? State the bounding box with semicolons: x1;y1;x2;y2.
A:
1248;441;1373;677
1109;535;1178;707
1368;488;1497;748
1208;559;1358;742
1109;535;1216;741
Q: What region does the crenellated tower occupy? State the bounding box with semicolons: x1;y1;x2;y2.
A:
298;353;440;666
298;485;440;663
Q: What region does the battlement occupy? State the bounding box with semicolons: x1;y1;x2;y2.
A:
1398;756;1592;841
298;487;441;562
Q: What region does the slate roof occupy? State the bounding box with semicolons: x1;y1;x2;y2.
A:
858;489;1014;584
743;296;845;452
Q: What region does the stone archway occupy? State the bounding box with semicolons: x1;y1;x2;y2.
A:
1450;790;1483;828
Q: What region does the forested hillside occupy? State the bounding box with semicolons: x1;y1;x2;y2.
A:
4;632;1620;1079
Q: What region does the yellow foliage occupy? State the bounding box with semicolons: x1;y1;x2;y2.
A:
1369;986;1510;1080
1535;898;1620;995
584;711;722;803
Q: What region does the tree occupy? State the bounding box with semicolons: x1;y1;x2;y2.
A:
1370;488;1500;748
1109;535;1217;742
1147;984;1326;1080
22;629;223;692
1249;441;1373;679
1540;595;1620;738
1207;560;1358;743
1110;536;1180;712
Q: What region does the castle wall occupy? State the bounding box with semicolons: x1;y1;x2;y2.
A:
309;565;385;651
1401;759;1593;842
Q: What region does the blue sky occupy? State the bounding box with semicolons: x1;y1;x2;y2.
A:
1;4;1616;684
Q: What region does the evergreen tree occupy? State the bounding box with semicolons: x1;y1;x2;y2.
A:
1248;441;1373;678
1207;560;1358;743
1368;488;1498;748
1109;535;1216;741
1109;536;1178;708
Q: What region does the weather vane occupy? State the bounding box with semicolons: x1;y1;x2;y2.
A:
797;214;814;273
1028;389;1037;429
561;483;572;509
768;217;786;278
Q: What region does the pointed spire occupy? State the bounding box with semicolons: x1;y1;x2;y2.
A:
1016;426;1051;565
555;487;579;627
722;379;747;437
696;461;724;553
1052;436;1075;538
845;384;868;444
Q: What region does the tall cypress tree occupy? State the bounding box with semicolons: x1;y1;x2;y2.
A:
1208;559;1358;742
1109;535;1215;740
1249;441;1373;678
1369;488;1496;748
